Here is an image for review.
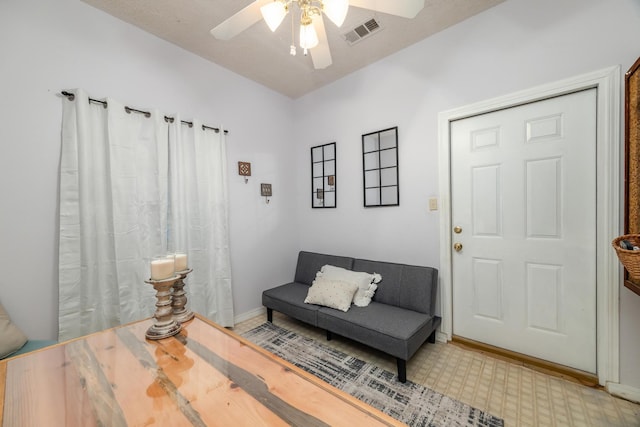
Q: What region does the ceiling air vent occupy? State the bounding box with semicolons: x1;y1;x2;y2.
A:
343;18;382;46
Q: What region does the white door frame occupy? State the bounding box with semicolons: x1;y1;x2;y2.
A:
437;66;621;386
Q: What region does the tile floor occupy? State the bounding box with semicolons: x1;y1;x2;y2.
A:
232;312;640;427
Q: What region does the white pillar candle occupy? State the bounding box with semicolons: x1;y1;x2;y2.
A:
174;253;188;272
150;257;175;280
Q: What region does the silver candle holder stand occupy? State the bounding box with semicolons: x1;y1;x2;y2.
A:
144;275;182;340
172;268;195;324
145;268;195;340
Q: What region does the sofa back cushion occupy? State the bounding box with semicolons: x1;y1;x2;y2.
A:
294;251;354;286
353;259;438;315
353;259;402;305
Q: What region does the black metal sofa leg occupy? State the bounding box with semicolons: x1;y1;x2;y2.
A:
397;359;407;383
267;308;273;323
427;329;437;344
326;330;333;341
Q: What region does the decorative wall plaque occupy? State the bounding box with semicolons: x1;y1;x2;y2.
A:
260;183;272;197
238;161;251;183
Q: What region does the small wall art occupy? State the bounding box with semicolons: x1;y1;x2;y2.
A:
238;161;251;183
261;183;272;203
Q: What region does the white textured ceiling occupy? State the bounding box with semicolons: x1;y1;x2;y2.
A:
81;0;505;99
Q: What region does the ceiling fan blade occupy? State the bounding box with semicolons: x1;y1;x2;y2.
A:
310;15;332;69
210;0;272;40
349;0;425;18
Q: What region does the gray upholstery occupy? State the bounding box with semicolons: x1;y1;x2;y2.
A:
317;302;438;360
353;259;403;307
262;282;320;326
262;250;441;382
294;251;353;285
354;259;438;315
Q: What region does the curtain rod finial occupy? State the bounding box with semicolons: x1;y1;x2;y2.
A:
61;91;75;101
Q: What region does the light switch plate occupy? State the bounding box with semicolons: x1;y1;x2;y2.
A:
429;197;438;211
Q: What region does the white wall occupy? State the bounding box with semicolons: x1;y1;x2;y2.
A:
292;0;640;388
0;0;299;340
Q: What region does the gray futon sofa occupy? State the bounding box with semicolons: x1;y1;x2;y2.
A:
262;251;441;383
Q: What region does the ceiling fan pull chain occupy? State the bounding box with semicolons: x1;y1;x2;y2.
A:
290;4;296;56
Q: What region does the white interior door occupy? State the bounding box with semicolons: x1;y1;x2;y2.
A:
450;89;597;373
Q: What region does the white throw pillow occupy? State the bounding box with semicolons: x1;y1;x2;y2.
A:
304;278;359;312
317;265;382;307
0;302;27;359
353;283;378;307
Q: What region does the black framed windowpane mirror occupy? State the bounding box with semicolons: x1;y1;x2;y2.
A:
362;127;399;207
311;142;336;208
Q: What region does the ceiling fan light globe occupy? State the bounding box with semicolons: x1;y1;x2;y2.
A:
323;0;349;27
299;23;319;49
260;1;287;32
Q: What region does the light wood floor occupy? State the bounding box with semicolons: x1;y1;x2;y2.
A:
233;312;640;427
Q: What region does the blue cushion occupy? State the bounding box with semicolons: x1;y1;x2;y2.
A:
8;340;57;358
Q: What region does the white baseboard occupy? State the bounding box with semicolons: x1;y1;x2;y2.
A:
436;331;448;343
607;382;640;404
234;307;266;324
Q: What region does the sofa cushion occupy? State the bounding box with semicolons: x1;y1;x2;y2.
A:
304;278;358;312
11;340;57;357
353;259;438;315
317;301;438;360
397;264;438;315
294;252;354;286
0;302;28;359
353;259;403;306
317;264;381;307
262;282;322;326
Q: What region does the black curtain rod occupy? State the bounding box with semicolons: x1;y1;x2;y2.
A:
61;91;228;134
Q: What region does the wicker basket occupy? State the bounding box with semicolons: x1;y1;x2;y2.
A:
612;234;640;280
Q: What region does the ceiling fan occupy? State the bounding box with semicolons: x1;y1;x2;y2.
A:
210;0;425;70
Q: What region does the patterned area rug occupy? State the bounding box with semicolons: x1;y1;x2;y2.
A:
243;322;504;427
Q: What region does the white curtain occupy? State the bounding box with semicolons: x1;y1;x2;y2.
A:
167;118;234;326
59;89;233;341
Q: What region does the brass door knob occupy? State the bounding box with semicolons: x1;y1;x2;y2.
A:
453;226;462;234
453;242;463;252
